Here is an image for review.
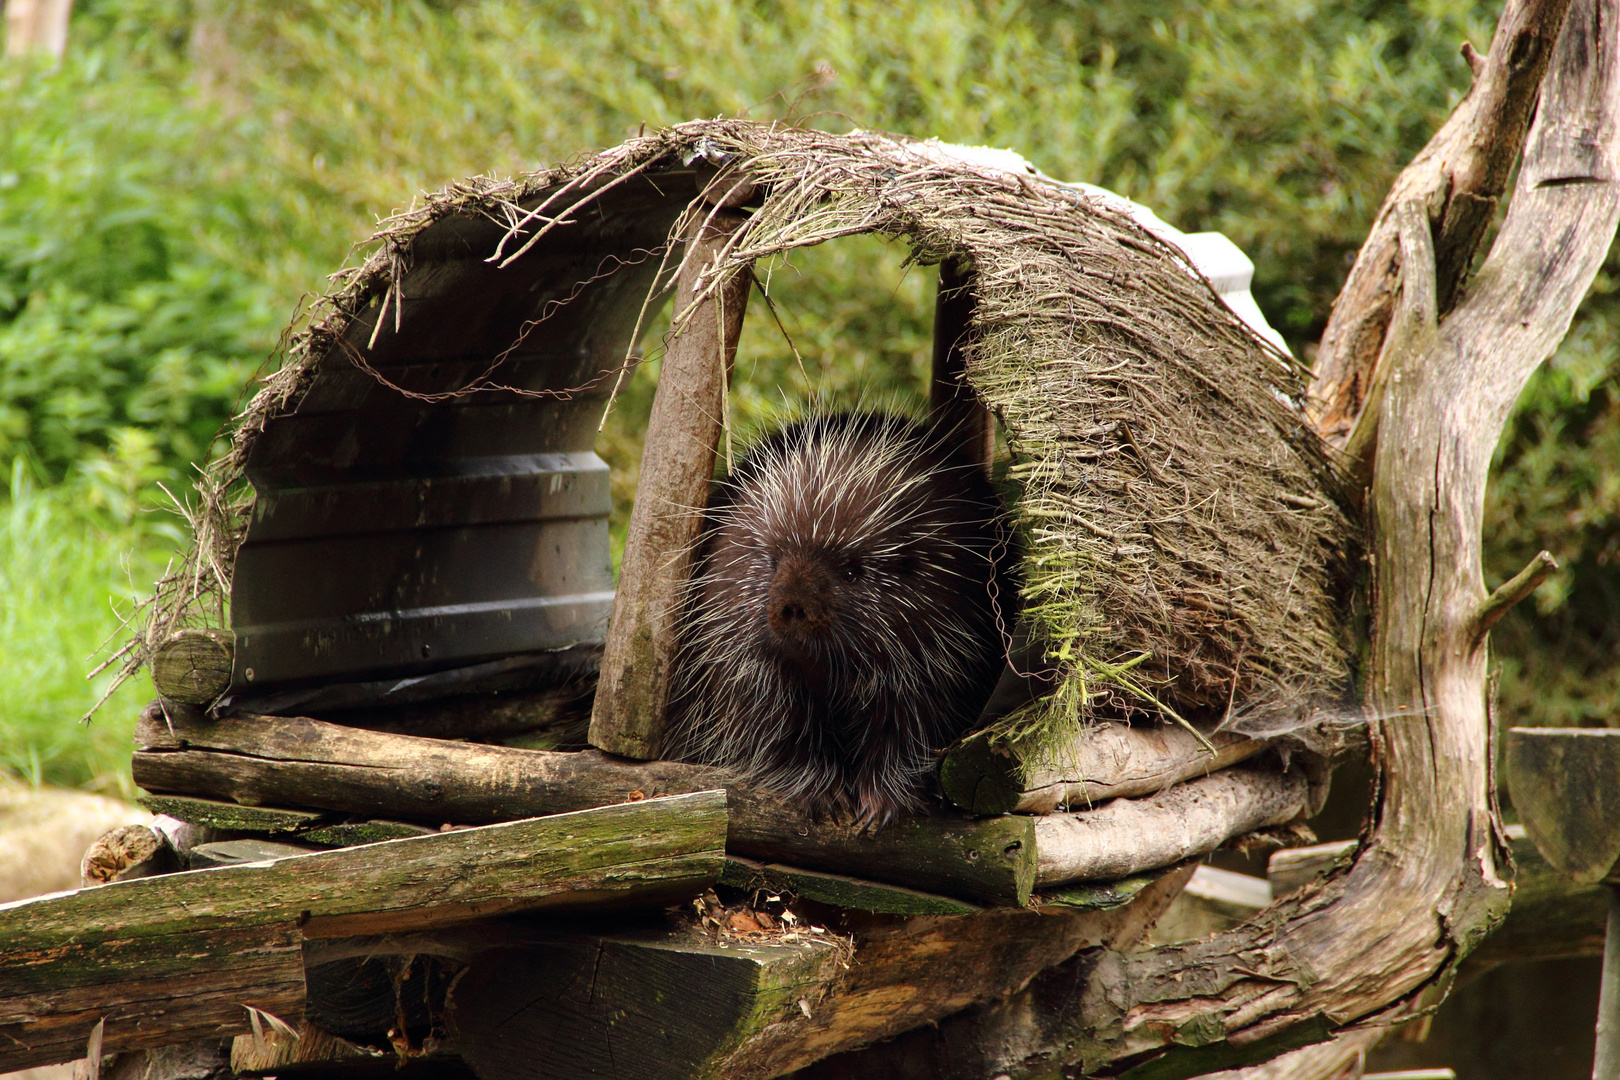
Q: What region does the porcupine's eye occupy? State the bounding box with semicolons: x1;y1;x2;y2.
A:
843;559;864;581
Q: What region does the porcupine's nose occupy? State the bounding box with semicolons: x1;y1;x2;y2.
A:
766;555;834;646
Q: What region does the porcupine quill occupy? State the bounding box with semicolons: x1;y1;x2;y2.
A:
664;411;1017;827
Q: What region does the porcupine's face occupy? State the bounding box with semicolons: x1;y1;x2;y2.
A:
670;411;1011;823
700;413;999;683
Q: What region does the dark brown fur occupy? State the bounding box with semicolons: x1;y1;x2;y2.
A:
665;412;1016;825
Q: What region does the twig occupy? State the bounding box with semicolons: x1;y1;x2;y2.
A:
1473;550;1558;647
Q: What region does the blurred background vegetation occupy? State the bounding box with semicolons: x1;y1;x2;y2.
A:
1;0;1612;795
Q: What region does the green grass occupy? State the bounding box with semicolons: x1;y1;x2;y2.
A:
0;449;180;797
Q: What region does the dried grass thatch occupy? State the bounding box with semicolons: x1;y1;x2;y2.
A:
116;118;1355;741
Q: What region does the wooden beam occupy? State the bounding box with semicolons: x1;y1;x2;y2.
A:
133;708;1036;905
590;206;752;760
721;857;981;916
150;628;234;706
0;792;726;1071
725;785;1036;906
940;722;1270;815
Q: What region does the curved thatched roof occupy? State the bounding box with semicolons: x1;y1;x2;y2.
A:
128;118;1354;736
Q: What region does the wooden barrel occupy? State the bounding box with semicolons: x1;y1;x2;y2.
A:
229;171;698;697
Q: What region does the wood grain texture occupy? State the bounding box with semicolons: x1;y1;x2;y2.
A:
133;709;728;823
1031;767;1308;886
721;857;982;916
940;723;1268;815
150;628;234;706
134;709;1035;904
1505;727;1620;883
0;792;725;1071
590;208;751;760
1269;826;1614;969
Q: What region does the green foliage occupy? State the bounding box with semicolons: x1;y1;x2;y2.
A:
0;37;280;481
0;447;182;796
1;0;1614;788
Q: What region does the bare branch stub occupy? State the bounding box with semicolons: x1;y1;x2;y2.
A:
1310;0;1577;460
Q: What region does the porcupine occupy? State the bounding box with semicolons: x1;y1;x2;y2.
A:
665;411;1016;826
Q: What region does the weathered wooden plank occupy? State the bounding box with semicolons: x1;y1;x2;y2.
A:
136;794;330;833
590;207;752;760
940;722;1268;815
298;819;437;846
1506;726;1620;883
0;919;306;1073
449;863;1192;1080
134;709;1035;904
1032;766;1308;885
453;929;843;1080
721;857;981;916
0;791;726;1071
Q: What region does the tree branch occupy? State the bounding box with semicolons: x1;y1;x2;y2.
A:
1473;549;1558;646
1311;0;1577;463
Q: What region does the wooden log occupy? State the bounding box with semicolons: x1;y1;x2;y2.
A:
0;792;726;1071
940;722;1269;815
449;863;1193;1080
725;786;1037;906
1032;766;1309;885
133;708;1036;905
150;628;235;706
79;824;179;885
133;708;727;823
930;258;994;472
589;207;752;760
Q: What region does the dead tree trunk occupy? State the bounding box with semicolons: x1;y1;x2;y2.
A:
802;0;1620;1075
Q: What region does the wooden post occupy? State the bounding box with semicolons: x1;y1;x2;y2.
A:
589;207;751;760
930;259;994;472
